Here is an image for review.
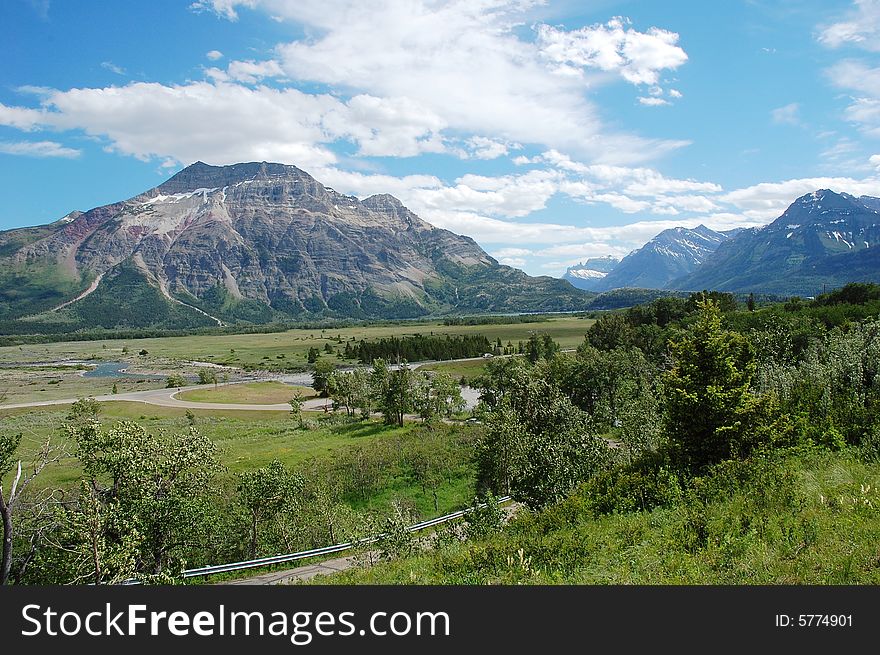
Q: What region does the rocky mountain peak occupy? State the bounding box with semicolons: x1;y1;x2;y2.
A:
156;161;316;194
361;193;424;228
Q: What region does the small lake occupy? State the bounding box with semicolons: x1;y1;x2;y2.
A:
82;362;166;380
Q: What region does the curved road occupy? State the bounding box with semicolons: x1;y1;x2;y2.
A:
0;382;326;412
0;364;483;413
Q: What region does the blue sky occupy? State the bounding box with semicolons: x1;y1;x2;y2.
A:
2;0;879;276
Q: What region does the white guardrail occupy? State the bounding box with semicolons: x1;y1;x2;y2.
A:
119;496;511;585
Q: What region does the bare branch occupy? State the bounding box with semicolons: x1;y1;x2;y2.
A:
9;461;22;505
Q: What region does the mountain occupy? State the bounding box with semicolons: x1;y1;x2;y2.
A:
671;190;880;295
562;256;620;291
0;161;591;332
594;225;728;291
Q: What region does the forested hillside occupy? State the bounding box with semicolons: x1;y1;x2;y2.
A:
328;284;880;584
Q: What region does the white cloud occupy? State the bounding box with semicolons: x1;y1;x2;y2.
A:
825;60;880;137
638;97;669;106
190;0;257;21
413;169;562;218
462;136;518;160
723;175;880;219
253;1;689;164
10;82;342;170
101;61;126;76
771;102;801;125
0;103;47;130
0;140;80;158
819;0;880;51
225;59;285;83
536;17;688;87
323;94;448;157
0;81;474;166
498;257;527;268
827;60;880;96
871;154;880;169
206;50;224;61
537;242;630;258
491;247;532;258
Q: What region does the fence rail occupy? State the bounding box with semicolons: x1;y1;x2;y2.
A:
119;496;511;584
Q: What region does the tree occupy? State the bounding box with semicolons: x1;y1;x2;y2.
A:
371;360;413;426
111;382;118;395
411;372;465;422
475;362;611;508
166;374;187;389
197;369;218;386
586;313;634;351
747;292;756;312
1;434;55;585
663;300;784;472
288;393;305;428
67;397;101;424
236;460;303;558
524;333;559;363
312;358;336;398
67;420;221;579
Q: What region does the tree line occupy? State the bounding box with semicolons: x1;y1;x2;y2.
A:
345;334;492;364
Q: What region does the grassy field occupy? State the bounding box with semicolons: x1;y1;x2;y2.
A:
322;448;880;584
420;358;490;383
0;367;167;404
177;381;316;404
0;316;594;369
0;401;478;518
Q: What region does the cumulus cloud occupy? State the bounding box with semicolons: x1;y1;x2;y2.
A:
206;50;224;61
0;140;80;158
871;153;880;169
413;169;563;218
224;59;285;83
723;175;880;219
1;82;342;169
819;0;880;51
536;17;688;87
462;136;518;160
0;82;473;165
323;94;448;157
192;0;690;164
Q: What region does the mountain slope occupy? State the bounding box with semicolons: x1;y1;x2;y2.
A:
595;225;728;291
563;256;620;291
672;190;880;294
0;162;591;331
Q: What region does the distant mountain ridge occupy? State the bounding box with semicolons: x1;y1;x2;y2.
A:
593;224;729;291
0;161;592;332
563;256;620;291
671;189;880;294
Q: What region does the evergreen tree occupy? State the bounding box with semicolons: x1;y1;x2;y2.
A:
663;300;785;472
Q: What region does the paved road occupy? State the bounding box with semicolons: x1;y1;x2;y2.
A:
0;381;312;412
0;362;483;412
220;553;371;585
